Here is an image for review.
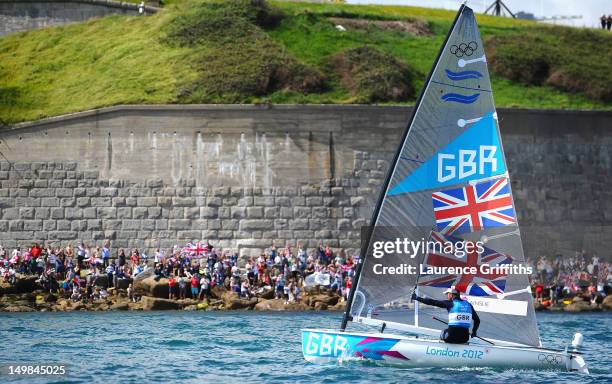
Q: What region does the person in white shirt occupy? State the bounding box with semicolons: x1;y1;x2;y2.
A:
198;275;210;300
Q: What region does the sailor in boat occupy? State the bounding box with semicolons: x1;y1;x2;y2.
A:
411;287;480;344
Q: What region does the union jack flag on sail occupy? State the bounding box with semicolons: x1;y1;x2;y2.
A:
181;241;208;259
432;177;516;235
418;232;513;296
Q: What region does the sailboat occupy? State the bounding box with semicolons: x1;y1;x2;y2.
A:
302;4;588;373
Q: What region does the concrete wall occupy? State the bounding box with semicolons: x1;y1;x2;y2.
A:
0;0;159;36
1;105;611;259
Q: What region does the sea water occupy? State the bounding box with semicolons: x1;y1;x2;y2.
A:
0;311;609;383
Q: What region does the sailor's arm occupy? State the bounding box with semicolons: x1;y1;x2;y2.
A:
411;293;451;309
471;304;480;337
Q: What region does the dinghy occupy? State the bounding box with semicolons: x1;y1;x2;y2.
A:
302;4;588;373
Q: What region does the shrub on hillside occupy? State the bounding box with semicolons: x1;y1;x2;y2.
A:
327;46;417;103
163;0;284;46
488;27;612;102
164;0;324;101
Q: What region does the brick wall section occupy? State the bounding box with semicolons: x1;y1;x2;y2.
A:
0;154;385;257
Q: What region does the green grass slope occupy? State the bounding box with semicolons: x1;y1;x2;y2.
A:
1;0;611;124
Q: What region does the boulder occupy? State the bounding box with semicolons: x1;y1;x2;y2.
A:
572;295;588;303
115;278;132;290
313;302;328;311
4;305;35;312
65;302;84;311
134;276;169;298
306;294;339;307
254;299;311;311
141;296;181;311
564;301;593;312
93;275;109;287
328;301;346;312
227;297;258;310
177;298;199;307
220;291;258;310
110;302;129;311
210;286;226;300
602;295;612;311
534;302;548;311
45;294;57;303
184;305;198;311
255;288;275;300
128;301;143;311
0;276;41;295
57;299;71;310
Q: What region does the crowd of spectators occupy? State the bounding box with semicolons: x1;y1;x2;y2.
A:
0;241;357;305
528;251;611;305
2;240;609;307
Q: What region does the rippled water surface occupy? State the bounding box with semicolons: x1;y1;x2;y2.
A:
1;311;609;383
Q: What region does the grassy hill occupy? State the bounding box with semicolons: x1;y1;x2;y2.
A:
1;0;612;124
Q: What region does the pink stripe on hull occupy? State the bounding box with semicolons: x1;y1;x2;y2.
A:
379;350;409;360
356;337;383;346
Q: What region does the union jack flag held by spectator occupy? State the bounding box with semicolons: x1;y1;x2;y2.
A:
180;241;208;259
418;231;513;296
432;177;516;235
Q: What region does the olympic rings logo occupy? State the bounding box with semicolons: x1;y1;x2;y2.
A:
450;41;478;57
537;353;562;365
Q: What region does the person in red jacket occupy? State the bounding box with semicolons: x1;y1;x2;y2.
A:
168;275;177;300
31;243;42;258
190;275;199;298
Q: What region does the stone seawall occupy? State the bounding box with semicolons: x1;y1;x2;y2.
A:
0;0;159;36
1;105;611;259
0;160;373;257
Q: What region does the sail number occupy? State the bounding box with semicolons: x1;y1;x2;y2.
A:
438;145;498;182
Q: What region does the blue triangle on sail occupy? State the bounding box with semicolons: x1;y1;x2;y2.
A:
388;113;506;195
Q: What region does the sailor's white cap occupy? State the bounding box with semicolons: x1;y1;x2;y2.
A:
444;287;459;294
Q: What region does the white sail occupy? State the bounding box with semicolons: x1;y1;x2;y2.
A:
343;5;541;348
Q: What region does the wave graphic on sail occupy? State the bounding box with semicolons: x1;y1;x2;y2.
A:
445;69;483;81
441;92;480;104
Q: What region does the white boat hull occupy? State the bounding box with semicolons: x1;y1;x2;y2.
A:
302;329;588;373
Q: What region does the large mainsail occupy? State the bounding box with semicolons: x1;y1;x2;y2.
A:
343;5;540;347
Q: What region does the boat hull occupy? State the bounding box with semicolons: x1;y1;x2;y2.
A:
301;329;587;373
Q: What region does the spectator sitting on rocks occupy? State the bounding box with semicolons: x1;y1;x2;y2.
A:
127;283;137;303
70;286;81;302
100;287;109;300
241;278;250;298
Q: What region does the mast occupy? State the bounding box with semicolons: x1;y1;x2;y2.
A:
340;5;467;331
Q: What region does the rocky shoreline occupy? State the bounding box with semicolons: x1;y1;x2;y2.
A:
2;276;611;313
0;275;346;313
534;295;612;313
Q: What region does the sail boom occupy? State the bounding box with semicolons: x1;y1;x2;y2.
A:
354;316;536;348
354;316;440;338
